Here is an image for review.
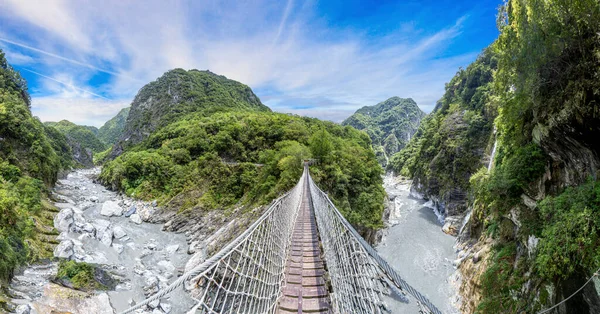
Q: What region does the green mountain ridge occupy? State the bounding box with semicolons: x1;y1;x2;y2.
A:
100;69;386;242
97;107;130;145
342;97;424;167
109;69;270;158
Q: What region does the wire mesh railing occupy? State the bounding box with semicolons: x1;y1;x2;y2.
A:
118;170;305;314
307;172;443;314
120;165;441;314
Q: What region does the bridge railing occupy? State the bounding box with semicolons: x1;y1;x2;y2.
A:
119;170;305;314
307;172;442;314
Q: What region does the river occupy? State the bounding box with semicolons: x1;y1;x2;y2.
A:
7;168;194;313
377;174;460;313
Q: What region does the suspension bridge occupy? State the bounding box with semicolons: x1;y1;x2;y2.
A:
119;163;442;314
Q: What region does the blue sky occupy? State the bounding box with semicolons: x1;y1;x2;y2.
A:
0;0;501;127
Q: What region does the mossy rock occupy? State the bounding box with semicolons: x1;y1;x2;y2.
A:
54;261;116;291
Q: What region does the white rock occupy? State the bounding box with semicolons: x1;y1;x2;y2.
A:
160;303;172;313
54;240;74;259
113;243;124;254
100;200;123;216
82;223;96;234
157;260;175;274
165;244;179;255
143;273;159;297
15;304;30;314
149;299;160;309
130;214;142;224
126;242;137;250
89;196;99;202
113;226;127;239
54;208;74;233
152;309;163;314
100;229;114;247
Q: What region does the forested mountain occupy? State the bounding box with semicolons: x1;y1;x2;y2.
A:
342;97;424;166
109;69;270;158
0;50;72;282
44;120;106;167
390;50;496;232
391;0;600;312
97;107;129;145
100;69;385;242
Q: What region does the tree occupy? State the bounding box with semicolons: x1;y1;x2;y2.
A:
309;128;333;163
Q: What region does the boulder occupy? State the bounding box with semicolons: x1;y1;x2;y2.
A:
54;240;74;259
32;284;114;314
165;244;179;255
93;219;113;247
130;214;142;224
113;244;124;254
54;208;74;233
143;273;159;297
149;299;160;309
113;226;127;239
157;260;175;274
100;201;123;217
160;303;172;313
15;304;30;314
124;205;137;217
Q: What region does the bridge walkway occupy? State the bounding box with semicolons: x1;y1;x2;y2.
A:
277;177;331;313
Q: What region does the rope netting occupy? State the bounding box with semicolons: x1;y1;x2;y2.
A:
307;172;442;314
120;166;441;314
119;171;305;314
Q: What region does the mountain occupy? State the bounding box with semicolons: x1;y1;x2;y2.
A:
391;1;600;312
390;51;496;231
0;49;72;282
44;120;107;167
100;69;385;246
342;97;424;166
97;107;130;145
109;69;270;158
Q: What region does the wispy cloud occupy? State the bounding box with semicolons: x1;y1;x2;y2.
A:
21;68;108;99
0;0;495;125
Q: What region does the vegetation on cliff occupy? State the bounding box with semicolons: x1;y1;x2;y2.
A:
342;97;424;166
97;107;130;145
45;120;107;153
0;50;67;281
101;111;385;232
467;0;600;312
109;69;270;158
389;49;497;217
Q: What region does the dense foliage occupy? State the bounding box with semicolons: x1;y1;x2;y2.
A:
97;107;130;145
389;50;497;216
45;120;107;153
468;0;600;312
342;97;424;166
101;111;385;231
0;50;66;282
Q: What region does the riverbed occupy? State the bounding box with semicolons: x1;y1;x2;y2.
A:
377;174;460;313
7;168;194;313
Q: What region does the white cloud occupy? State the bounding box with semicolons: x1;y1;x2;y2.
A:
1;0;482;125
31;97;130;127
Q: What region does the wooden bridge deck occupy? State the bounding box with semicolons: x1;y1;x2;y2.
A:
277;181;331;313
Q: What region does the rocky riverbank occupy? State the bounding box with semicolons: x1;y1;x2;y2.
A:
6;168;194;314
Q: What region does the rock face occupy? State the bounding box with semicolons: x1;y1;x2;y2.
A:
109;69;270;159
342;97;425;167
